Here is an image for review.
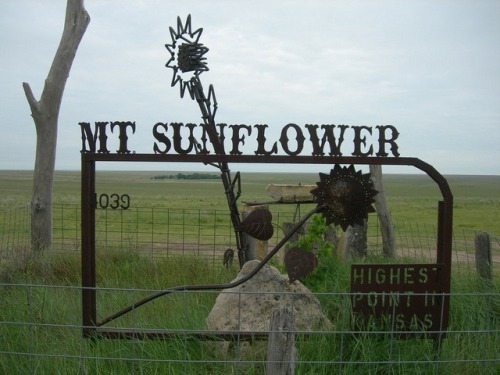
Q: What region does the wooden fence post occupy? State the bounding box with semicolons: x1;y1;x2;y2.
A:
369;165;396;257
474;232;492;280
241;204;269;261
266;306;296;375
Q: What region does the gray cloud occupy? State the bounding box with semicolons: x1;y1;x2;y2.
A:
1;0;499;174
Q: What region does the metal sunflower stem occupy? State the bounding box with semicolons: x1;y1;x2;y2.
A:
189;78;246;266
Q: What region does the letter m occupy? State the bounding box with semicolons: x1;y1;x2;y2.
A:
79;122;110;153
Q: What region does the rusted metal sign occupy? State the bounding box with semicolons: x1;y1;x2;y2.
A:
79;15;453;346
351;264;448;338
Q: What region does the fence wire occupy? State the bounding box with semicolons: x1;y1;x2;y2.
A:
1;204;498;269
0;204;498;373
1;284;498;374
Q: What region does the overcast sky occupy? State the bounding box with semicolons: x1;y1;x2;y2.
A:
1;0;499;175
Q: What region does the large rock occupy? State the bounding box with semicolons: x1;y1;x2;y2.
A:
206;260;332;333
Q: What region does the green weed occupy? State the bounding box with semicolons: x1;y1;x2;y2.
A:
1;171;499;373
1;248;498;374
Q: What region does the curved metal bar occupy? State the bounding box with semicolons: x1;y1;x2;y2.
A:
97;204;325;327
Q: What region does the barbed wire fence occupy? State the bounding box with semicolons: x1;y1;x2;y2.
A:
1;204;498;374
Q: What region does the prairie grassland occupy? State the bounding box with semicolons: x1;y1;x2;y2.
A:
0;247;498;374
0;170;499;373
1;170;499;234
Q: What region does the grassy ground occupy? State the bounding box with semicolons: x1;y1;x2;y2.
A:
0;250;498;374
0;170;499;373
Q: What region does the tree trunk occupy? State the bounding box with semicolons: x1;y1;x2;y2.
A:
23;0;90;251
369;165;396;257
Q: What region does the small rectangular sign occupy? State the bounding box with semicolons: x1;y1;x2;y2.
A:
350;264;448;337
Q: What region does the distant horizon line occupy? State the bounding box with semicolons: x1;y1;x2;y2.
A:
1;169;499;178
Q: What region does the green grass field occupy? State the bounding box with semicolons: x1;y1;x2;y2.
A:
0;170;499;373
0;248;498;374
1;169;499;234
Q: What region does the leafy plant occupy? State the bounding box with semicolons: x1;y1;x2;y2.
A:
285;213;336;286
289;213;334;257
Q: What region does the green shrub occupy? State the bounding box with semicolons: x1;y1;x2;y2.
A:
286;214;339;291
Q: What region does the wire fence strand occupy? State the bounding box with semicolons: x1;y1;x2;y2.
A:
0;204;498;373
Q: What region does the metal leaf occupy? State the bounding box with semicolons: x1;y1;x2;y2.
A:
236;208;273;240
284;247;318;283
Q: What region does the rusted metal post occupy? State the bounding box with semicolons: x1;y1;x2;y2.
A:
81;158;96;337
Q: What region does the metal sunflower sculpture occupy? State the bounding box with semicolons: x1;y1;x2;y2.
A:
165;15;209;99
96;21;381;327
284;165;378;282
311;164;378;231
165;15;273;267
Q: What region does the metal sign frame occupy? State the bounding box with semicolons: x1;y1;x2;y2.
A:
80;13;453;344
81;153;453;341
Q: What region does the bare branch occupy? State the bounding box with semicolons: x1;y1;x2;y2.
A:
22;82;41;118
41;0;90;116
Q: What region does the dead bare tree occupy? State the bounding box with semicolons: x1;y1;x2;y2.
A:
23;0;90;251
